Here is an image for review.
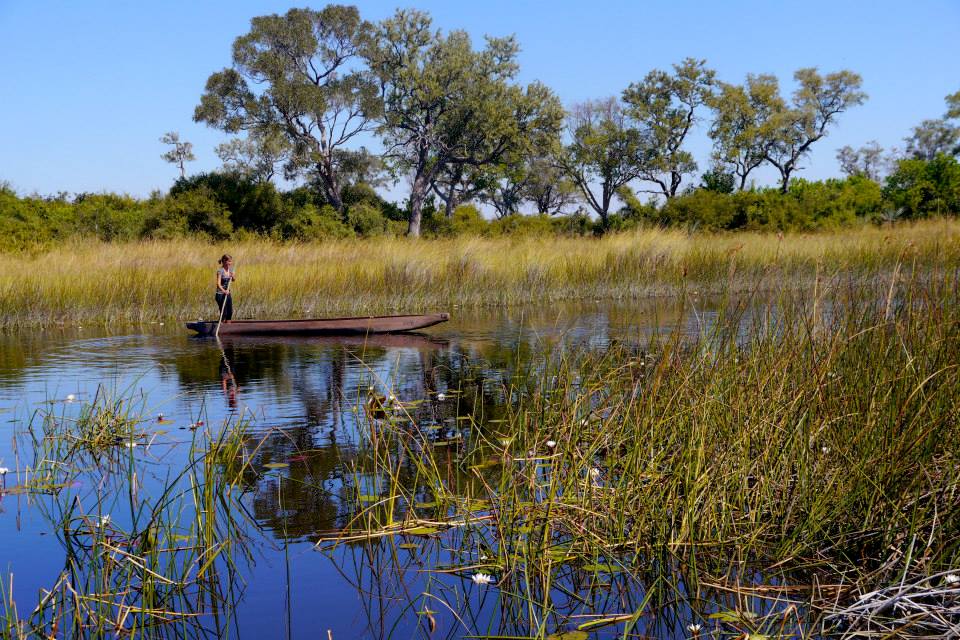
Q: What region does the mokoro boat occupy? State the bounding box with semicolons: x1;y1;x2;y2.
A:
210;332;449;350
185;313;450;337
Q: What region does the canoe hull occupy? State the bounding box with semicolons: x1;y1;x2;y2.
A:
185;313;450;337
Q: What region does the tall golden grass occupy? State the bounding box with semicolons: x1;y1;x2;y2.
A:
0;219;957;327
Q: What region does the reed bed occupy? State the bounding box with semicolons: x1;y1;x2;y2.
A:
0;219;957;328
316;270;960;638
1;390;253;639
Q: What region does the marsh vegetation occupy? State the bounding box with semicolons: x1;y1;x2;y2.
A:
0;218;956;329
1;262;957;638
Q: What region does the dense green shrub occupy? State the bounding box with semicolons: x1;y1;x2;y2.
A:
661;189;743;230
346;202;388;236
659;177;884;231
489;213;554;236
450;204;489;235
143;188;233;239
1;156;958;251
72;193;146;241
280;204;354;240
884;154;960;218
170;172;284;233
278;204;353;240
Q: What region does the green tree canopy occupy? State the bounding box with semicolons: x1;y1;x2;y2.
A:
707;74;783;191
364;9;562;235
194;5;380;213
561;98;649;229
622;58;716;198
765;68;867;192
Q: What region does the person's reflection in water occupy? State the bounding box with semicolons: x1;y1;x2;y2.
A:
219;350;239;409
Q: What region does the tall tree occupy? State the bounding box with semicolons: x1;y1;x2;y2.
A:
160;132;195;178
215;130;289;182
945;89;960;120
622;58;715;198
430;163;493;218
904;119;959;161
561;98;649;229
904;90;960;160
707;75;783;191
194;5;379;213
485;151;578;218
524;155;579;215
365;10;563;235
482;95;566;218
836;140;885;181
764;68;867;192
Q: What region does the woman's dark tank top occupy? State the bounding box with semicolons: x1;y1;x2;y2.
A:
217;268;233;292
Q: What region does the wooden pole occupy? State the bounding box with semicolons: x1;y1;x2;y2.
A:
215;280;230;338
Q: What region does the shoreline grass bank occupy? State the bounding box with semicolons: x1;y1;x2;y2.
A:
0;219;957;328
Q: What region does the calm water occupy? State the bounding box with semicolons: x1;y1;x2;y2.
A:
0;299;791;639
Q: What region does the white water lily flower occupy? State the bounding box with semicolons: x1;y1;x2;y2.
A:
124;442;138;449
687;623;702;633
821;446;831;454
945;573;959;585
471;572;494;585
388;394;396;403
546;440;557;449
98;515;111;527
66;394;76;402
436;393;446;401
0;467;9;475
589;468;602;479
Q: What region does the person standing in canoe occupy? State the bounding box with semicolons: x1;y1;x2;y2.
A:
216;254;236;322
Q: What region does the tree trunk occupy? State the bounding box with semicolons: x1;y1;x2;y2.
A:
599;187;611;231
668;171;682;198
441;165;463;218
408;174;429;237
444;183;459;218
778;167;792;194
317;162;344;213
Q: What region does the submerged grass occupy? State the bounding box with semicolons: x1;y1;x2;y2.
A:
0;218;957;327
1;391;254;639
317;269;960;638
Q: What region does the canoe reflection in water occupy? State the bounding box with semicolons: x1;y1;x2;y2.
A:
199;332;451;412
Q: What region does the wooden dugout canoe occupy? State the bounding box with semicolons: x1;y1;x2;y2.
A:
186;313;450;337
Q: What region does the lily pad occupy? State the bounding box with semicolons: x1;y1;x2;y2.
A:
546;632;588;640
582;563;623;573
263;462;289;470
468;459;500;471
404;526;440;535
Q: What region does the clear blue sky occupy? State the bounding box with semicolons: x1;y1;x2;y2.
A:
1;0;958;198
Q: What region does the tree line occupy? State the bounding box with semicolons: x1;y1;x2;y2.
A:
2;4;959;248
